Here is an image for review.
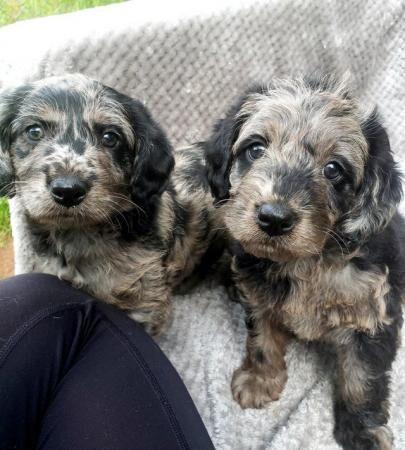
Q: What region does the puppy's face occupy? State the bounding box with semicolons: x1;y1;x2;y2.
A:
206;78;402;261
0;75;174;228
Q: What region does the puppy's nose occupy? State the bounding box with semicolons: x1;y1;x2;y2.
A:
257;203;296;236
50;177;88;207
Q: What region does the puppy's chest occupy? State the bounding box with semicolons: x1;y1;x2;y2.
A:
250;262;390;340
32;231;114;286
31;231;155;299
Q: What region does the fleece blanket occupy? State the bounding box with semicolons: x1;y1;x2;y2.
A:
0;1;404;448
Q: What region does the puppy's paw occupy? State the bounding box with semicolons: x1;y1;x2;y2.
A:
368;426;393;450
141;318;166;336
231;367;287;409
130;306;171;336
334;414;392;450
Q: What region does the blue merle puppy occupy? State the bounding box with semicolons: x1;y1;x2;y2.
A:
204;76;404;450
0;74;219;334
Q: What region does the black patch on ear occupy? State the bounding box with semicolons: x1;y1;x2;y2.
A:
342;110;403;244
105;88;174;234
204;85;266;203
0;85;32;150
129;104;174;204
0;85;32;197
0;155;14;197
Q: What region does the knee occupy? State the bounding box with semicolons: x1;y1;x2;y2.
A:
1;273;59;290
0;273;94;316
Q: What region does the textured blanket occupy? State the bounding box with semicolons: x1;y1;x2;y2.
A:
1;0;404;448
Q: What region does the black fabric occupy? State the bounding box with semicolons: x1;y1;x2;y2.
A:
0;274;214;450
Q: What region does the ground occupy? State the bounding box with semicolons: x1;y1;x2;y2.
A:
0;198;12;279
0;240;14;279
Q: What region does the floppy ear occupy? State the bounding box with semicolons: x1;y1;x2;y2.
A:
0;152;13;198
110;93;174;224
342;110;402;244
204;114;238;202
0;85;31;198
204;86;264;203
126;101;174;210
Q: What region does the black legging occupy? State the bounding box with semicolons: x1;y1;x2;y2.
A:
0;274;214;450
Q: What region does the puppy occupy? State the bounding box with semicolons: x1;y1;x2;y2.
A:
0;74;218;334
205;76;404;449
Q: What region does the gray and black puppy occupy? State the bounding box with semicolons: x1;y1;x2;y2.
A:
0;74;219;334
205;76;404;450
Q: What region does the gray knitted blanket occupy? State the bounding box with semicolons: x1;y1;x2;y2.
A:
1;1;404;448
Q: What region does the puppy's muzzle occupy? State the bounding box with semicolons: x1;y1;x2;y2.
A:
49;176;89;208
256;202;296;236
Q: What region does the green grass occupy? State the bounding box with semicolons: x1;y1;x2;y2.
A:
0;0;123;27
0;0;123;242
0;198;10;246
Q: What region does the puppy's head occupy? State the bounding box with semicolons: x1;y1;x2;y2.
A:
0;74;174;229
205;77;402;261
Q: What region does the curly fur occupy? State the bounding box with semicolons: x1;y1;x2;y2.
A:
204;76;405;450
0;74;219;334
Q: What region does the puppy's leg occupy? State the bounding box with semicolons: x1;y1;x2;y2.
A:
333;327;399;450
232;309;289;409
129;291;172;336
113;263;172;336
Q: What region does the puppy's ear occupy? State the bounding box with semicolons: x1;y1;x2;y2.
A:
0;85;31;197
342;110;402;243
205;86;264;203
128;102;174;209
0;152;13;198
114;95;174;217
204;114;238;203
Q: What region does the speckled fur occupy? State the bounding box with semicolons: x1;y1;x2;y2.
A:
0;74;220;334
205;76;405;449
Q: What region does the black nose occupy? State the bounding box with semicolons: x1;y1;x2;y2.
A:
257;203;296;236
50;177;88;207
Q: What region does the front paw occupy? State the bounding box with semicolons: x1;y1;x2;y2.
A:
231;367;287;409
334;410;392;450
129;306;171;336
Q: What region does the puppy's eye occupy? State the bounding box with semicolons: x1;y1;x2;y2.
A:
26;125;43;142
246;144;266;162
324;161;343;180
101;131;120;148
